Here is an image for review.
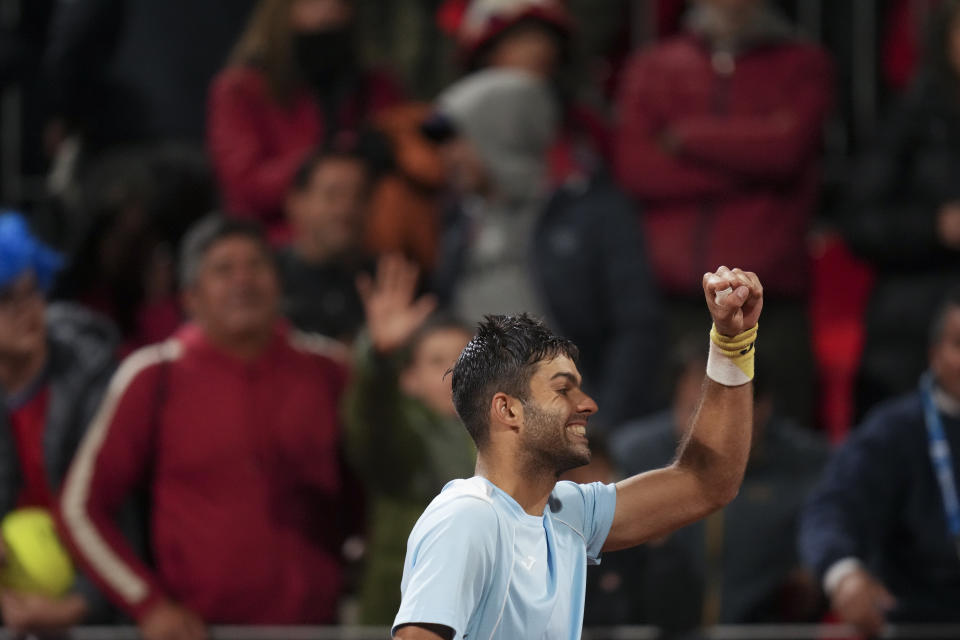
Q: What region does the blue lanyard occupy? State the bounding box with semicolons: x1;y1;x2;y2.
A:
919;372;960;559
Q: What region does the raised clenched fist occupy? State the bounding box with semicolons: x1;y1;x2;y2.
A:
702;266;763;336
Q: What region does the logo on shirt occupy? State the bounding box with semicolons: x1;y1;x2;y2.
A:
518;554;537;570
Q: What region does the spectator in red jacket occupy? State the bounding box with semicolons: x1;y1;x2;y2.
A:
58;216;350;640
207;0;402;240
614;0;833;426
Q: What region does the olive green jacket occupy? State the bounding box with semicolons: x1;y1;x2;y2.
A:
343;333;475;624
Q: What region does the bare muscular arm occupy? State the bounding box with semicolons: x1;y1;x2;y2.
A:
603;267;762;551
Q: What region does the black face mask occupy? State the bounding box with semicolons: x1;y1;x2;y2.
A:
293;28;355;86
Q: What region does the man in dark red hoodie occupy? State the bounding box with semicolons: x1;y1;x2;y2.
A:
58;216;349;640
614;0;833;426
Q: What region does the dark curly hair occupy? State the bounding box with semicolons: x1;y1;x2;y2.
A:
450;313;578;447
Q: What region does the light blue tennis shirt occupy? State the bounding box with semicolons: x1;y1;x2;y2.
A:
393;476;618;639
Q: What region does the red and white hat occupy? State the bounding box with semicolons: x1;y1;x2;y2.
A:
437;0;573;63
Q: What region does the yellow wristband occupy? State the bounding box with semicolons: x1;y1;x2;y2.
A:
706;323;757;386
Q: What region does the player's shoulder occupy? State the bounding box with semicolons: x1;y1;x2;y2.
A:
548;481;617;530
430;477;499;517
413;478;501;535
550;479;611;505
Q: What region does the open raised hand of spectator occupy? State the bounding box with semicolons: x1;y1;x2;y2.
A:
357;254;437;355
831;567;896;637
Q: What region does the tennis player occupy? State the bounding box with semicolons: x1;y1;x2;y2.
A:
392;266;763;640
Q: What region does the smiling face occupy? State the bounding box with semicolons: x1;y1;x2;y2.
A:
517;354;598;476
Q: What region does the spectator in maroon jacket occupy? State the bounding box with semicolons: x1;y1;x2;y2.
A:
207;0;402;241
58;216;351;640
614;0;833;426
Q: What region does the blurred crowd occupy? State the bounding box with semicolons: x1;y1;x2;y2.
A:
0;0;958;638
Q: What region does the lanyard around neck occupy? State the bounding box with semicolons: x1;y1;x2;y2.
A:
920;371;960;559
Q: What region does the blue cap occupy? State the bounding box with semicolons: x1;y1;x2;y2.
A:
0;213;63;293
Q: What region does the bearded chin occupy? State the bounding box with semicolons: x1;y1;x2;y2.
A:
552;447;592;476
518;442;590;478
519;402;592;477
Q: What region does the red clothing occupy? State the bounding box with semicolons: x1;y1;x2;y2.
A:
548;103;613;185
614;34;833;297
882;0;940;92
207;65;402;238
9;387;54;508
58;323;349;623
